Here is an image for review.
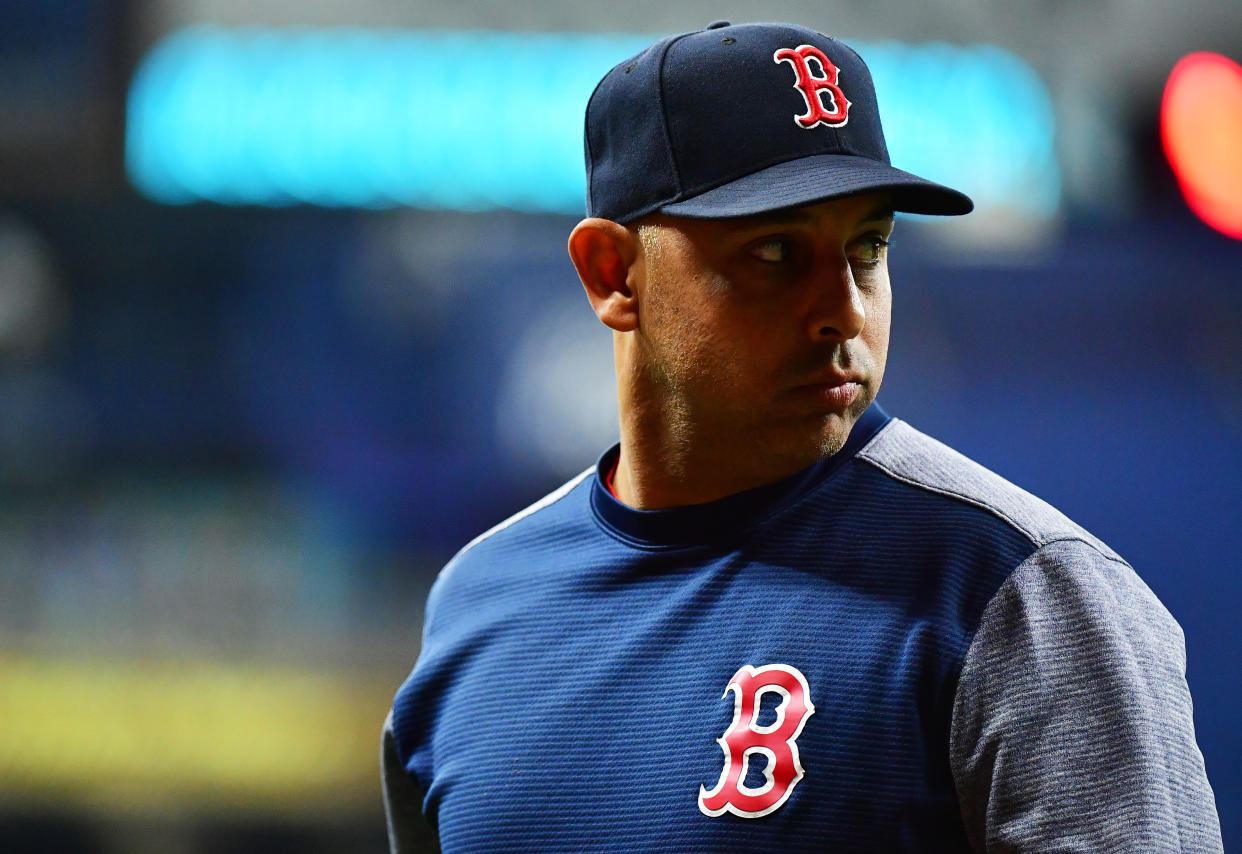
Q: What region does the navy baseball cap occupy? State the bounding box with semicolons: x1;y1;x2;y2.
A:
584;21;973;223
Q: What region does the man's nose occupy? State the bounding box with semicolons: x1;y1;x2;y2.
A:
806;259;866;342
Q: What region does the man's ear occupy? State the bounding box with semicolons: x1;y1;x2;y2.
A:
567;218;640;333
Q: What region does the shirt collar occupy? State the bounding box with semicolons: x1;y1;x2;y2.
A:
590;402;890;549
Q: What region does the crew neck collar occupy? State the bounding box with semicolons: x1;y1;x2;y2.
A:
590;403;890;549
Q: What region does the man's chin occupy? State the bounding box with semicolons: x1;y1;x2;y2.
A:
812;393;872;458
764;411;858;472
815;422;854;460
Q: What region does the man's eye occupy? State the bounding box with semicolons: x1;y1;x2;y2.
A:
751;240;790;263
851;235;890;264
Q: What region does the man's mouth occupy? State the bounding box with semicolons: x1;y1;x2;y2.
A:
792;374;865;410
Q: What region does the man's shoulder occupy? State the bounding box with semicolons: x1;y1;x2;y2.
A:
430;465;597;595
460;466;596;556
855;417;1122;563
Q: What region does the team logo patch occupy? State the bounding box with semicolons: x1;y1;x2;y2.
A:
773;45;851;129
698;663;815;818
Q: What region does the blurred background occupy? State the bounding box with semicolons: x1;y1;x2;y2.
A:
1;0;1239;851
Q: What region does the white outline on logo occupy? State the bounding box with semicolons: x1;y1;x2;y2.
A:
698;663;815;819
773;44;851;130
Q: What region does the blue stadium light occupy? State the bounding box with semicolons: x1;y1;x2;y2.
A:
126;28;1060;218
865;41;1061;218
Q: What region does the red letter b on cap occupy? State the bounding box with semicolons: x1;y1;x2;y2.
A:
774;45;852;129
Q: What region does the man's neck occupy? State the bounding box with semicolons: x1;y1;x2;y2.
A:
613;399;813;510
610;338;824;509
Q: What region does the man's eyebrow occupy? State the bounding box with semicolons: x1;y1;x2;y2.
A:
859;203;895;224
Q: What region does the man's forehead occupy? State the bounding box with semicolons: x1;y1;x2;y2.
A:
675;192;895;234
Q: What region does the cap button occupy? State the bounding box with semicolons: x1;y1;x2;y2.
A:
705;20;731;29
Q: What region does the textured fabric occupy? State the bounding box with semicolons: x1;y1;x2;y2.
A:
382;711;441;853
855;420;1122;557
860;422;1223;852
952;545;1222;851
385;408;1221;852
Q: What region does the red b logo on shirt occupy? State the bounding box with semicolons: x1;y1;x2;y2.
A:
698;663;815;818
773;45;851;129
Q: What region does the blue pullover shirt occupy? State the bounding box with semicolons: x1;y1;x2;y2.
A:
384;405;1221;852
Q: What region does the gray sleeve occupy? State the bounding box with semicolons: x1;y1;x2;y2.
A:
382;710;442;854
949;539;1222;852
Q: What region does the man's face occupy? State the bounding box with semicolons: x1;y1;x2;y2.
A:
631;192;893;477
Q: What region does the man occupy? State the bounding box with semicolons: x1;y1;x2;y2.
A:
383;21;1222;852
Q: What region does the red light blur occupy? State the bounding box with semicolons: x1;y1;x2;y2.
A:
1161;52;1242;240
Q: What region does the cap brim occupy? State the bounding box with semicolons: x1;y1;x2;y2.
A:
657;154;973;219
